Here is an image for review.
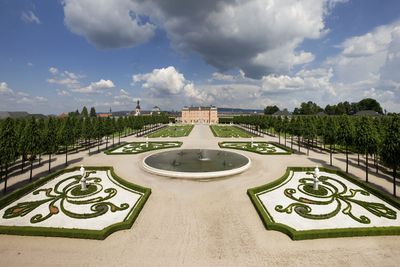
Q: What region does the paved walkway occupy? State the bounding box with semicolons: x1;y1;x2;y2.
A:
0;124;399;267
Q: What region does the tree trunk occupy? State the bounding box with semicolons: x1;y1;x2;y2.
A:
284;132;287;147
3;164;8;194
357;153;360;165
330;144;332;166
307;140;309;156
291;136;293;149
65;145;68;166
98;137;100;152
278;133;281;144
48;154;52;173
393;166;397;197
365;154;369;183
375;154;378;174
298;136;300;152
39;154;42;165
118;132;121;144
345;145;349;173
112;133;115;146
29;160;33;182
106;136;109;149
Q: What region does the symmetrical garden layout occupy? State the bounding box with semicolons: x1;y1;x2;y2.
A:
210;125;256;138
219;141;291;154
248;167;400;240
0;167;151;239
147;125;194;137
106;141;182;154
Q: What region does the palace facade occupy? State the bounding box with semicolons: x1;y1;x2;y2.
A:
181;106;218;124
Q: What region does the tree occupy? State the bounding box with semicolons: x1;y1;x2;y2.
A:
294;101;323;115
302;116;317;156
264;105;280;115
25;117;40;181
324;117;338;166
358;98;383;114
17;119;28;173
37;118;46;165
337;115;354;173
0;118;18;193
117;117;124;144
44;117;58;173
81;106;89;118
354;117;378;182
90;107;97;117
380;116;400;196
58;118;73;166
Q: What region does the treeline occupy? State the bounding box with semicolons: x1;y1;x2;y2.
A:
0;114;169;193
264;98;384;115
234;114;400;196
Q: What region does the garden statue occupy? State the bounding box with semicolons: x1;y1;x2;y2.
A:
80;165;87;191
313;166;320;190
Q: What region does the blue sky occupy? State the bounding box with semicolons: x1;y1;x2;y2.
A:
1;0;400;114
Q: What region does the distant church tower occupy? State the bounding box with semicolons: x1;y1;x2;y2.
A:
135;100;141;116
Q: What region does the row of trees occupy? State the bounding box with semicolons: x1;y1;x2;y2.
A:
234;114;400;196
0;114;169;193
264;98;384;115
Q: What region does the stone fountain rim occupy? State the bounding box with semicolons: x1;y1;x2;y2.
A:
141;148;252;179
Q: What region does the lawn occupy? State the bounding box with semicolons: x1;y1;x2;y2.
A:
219;141;292;154
105;141;182;154
147;125;194;137
210;125;256;138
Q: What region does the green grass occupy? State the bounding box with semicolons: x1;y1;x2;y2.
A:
0;166;151;240
147;125;194;137
210;125;257;138
248;167;400;240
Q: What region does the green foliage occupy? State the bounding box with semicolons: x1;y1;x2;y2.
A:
89;107;97;117
105;141;183;155
81;106;89;118
264;105;280;115
218;141;292;154
293;101;323;115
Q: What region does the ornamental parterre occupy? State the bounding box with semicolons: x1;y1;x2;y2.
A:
248;168;400;239
0;168;150;237
219;141;290;154
107;141;182;154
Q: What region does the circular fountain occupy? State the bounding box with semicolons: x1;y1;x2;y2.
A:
142;149;251;179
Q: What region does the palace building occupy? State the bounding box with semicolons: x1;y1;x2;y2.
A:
181;106;218;124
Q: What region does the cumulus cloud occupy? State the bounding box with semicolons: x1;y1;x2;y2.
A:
57;89;70;96
63;0;155;49
49;67;58;74
133;66;211;104
0;82;14;94
61;0;348;77
72;79;115;94
133;66;185;95
21;11;41;24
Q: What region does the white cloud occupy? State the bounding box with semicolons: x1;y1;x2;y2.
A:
0;82;14;94
72;79;115;93
63;0;155;49
49;67;58;74
27;62;34;67
61;0;348;77
57;89;70;96
21;11;41;24
133;66;185;95
212;72;237;82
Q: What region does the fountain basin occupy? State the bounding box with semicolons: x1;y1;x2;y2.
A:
142;149;251;179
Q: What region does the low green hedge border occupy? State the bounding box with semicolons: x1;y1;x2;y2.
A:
0;166;151;240
218;141;293;155
247;167;400;240
104;141;183;155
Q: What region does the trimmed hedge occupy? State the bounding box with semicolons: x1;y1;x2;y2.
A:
218;141;293;155
0;166;151;240
104;141;183;155
248;167;400;240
